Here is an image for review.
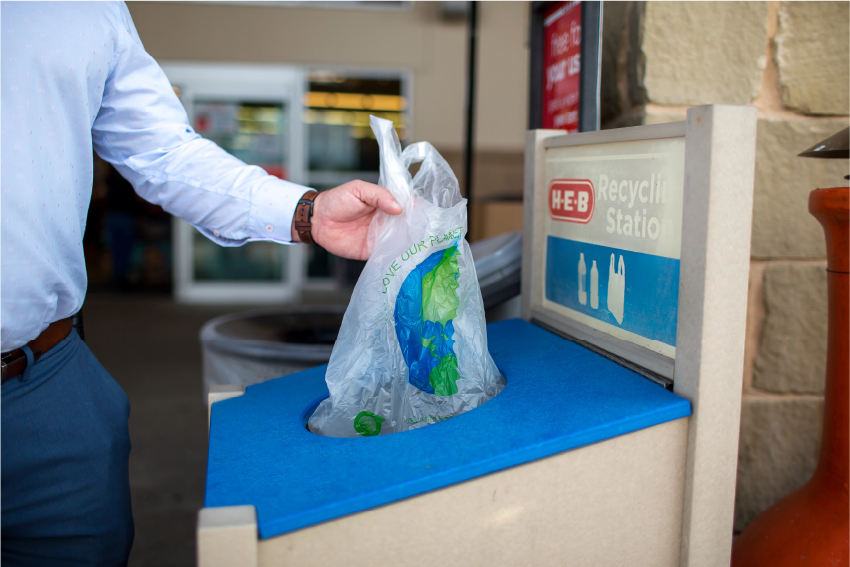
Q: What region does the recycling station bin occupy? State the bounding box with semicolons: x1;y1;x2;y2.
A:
200;107;758;567
199;232;523;394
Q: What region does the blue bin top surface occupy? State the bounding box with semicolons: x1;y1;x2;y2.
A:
206;318;691;540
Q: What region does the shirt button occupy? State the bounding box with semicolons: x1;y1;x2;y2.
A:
265;225;274;232
213;230;220;237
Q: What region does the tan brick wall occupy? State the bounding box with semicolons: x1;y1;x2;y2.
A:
775;1;850;115
643;2;768;105
612;1;849;532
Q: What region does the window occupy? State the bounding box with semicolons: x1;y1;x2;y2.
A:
304;71;410;281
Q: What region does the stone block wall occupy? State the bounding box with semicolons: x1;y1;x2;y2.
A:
602;1;849;532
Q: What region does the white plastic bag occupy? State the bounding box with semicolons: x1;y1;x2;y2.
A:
308;116;505;437
607;254;626;325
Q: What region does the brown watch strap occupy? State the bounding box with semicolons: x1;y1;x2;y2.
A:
294;190;318;245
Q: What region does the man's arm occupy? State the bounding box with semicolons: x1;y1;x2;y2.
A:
91;2;400;257
91;4;306;247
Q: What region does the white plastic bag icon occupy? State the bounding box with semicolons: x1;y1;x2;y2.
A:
607;254;625;325
307;116;505;438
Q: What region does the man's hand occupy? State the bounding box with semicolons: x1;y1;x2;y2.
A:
292;180;402;260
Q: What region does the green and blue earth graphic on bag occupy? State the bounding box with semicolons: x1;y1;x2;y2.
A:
394;245;462;397
353;245;462;436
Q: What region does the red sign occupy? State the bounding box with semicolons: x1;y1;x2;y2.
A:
549;179;594;223
542;1;581;133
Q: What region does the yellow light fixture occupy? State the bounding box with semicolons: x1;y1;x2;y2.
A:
304;92;407;112
302;109;406;128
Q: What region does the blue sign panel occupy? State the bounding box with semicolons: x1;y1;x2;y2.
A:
545;236;679;347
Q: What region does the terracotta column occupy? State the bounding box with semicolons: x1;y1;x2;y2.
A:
732;185;849;566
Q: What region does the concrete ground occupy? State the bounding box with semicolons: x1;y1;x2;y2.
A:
83;291;349;567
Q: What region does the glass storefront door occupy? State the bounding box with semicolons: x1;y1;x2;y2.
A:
161;63;307;303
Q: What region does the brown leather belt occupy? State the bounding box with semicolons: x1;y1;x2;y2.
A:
1;318;73;383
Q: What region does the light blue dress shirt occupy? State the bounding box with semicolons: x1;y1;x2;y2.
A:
1;1;311;349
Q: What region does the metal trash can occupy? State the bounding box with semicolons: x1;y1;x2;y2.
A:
200;231;523;392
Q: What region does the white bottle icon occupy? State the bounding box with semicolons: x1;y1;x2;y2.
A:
590;260;599;309
578;252;587;305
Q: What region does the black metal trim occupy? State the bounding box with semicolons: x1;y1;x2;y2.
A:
464;0;479;236
528;2;547;130
578;1;601;132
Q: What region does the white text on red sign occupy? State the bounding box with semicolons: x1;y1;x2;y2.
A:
549;179;595;224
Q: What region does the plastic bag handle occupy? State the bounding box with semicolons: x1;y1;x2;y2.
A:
371;115;461;210
618;255;625;278
402;142;437;170
371;116;414;208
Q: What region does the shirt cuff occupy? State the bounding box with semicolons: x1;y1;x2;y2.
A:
194;177;313;247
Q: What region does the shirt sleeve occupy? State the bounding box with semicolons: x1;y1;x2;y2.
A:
90;2;310;246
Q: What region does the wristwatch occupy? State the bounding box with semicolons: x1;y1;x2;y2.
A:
294;190;318;245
